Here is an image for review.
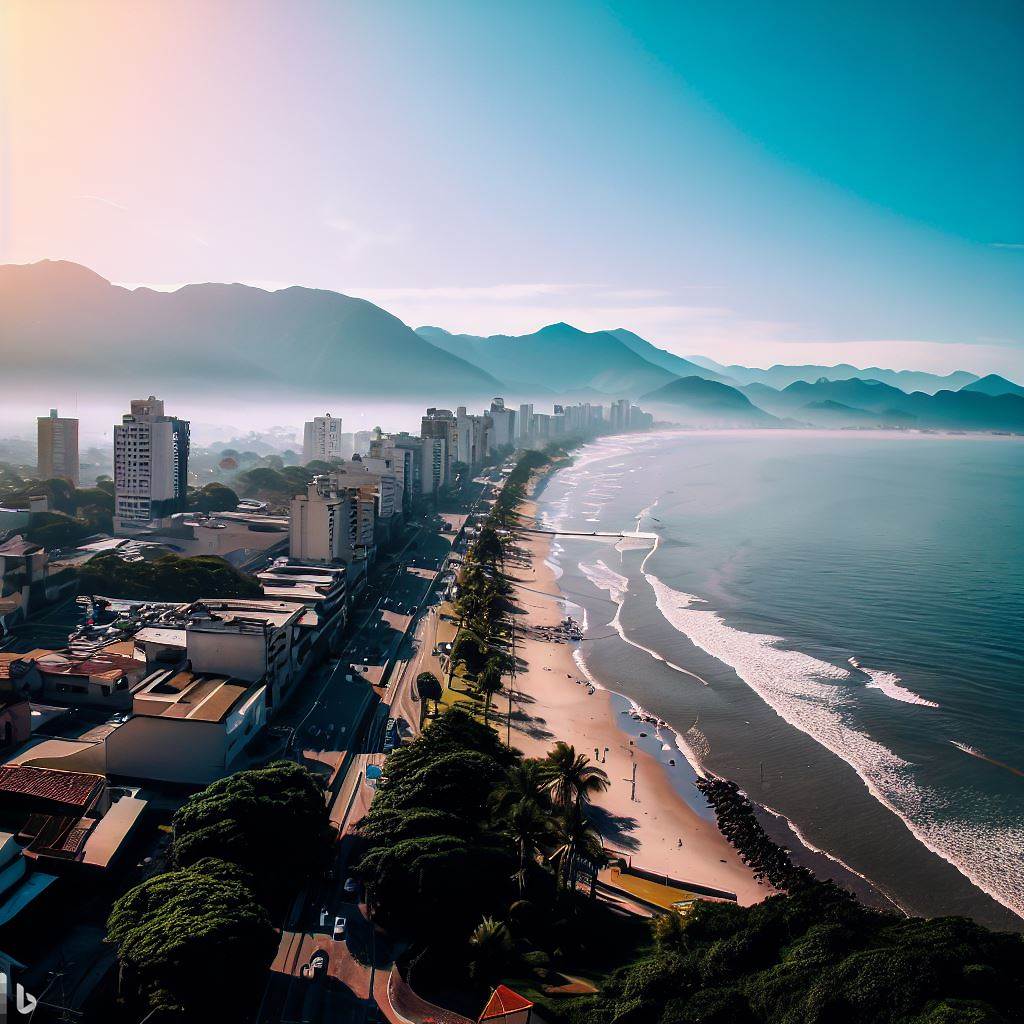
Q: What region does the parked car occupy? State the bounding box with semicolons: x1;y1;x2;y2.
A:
333;916;347;940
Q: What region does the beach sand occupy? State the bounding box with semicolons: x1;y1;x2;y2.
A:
502;497;771;907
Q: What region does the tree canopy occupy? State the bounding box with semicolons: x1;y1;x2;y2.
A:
77;552;262;601
170;760;334;893
106;857;277;1020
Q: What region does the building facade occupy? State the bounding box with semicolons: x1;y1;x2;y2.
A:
113;397;190;531
302;413;344;464
37;409;79;485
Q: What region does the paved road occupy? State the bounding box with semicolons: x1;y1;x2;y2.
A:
256;503;484;1024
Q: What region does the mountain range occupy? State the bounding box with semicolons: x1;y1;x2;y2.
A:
0;260;500;397
2;260;1021;433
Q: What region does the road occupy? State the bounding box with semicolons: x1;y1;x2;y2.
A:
256;499;485;1024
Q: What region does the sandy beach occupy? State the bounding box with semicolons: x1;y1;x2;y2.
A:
503;496;771;907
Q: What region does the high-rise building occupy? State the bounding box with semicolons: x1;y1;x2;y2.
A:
518;403;534;441
456;406;488;468
421;408;458;478
487;397;516;450
113;396;190;531
289;476;375;565
302;413;344;464
37;409;79;485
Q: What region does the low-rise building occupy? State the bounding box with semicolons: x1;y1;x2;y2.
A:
105;667;267;785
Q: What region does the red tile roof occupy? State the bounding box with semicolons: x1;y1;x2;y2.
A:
0;765;104;809
480;987;533;1021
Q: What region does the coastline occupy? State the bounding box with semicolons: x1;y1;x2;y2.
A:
505;494;772;906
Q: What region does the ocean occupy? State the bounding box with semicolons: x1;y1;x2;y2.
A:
539;429;1024;931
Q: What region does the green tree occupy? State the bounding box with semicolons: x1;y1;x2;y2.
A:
543;741;610;810
106;858;277;1020
78;553;262;601
477;656;505;723
467;916;514;986
189;482;240;512
171;761;334;895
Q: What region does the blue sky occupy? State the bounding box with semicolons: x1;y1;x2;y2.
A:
3;0;1023;374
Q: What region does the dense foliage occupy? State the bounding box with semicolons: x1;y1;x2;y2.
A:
187;481;240;512
0;472;115;547
567;883;1024;1024
170;760;334;894
234;463;316;498
354;707;612;996
106;857;277;1020
77;552;262;600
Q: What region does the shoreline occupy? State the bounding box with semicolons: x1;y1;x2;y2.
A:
505;495;772;906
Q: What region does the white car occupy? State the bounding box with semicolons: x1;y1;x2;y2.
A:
333;916;347;940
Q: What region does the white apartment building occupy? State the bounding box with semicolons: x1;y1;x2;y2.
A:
113;397;190;532
487;398;517;450
37;409;79;485
290;476;376;567
518;403;534;441
456;406;488;469
302;413;344;464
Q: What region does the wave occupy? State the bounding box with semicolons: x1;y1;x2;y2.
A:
849;658;940;708
759;803;907;915
950;741;1024;779
644;571;1024;921
577;560;710;687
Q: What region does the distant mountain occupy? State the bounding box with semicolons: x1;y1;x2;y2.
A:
684;356;978;395
754;377;1024;431
0;260;502;397
416;323;675;397
605;329;734;383
640;376;780;426
961;374;1024;398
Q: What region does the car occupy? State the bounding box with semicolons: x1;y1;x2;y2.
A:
344;876;358;894
333;916;347;940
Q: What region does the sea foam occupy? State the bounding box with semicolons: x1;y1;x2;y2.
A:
643;571;1024;921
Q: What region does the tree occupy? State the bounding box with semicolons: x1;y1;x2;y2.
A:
553;802;606;894
467;917;514;986
542;741;610;810
501;798;553;893
189;482;240;512
492;759;550;818
77;553;262;601
416;671;443;715
477;656;504;722
106;858;277;1020
171;761;334;895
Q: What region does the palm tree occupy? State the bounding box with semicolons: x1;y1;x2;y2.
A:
500;799;553;893
553;802;607;895
543;741;610;810
491;760;550;817
477;656;504;723
467;916;513;985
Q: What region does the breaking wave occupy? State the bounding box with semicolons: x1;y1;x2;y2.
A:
644;571;1024;920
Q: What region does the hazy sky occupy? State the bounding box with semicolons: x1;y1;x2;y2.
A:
2;0;1022;375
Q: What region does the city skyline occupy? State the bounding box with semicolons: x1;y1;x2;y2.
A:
2;1;1022;375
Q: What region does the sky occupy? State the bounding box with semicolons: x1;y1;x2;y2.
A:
2;0;1023;376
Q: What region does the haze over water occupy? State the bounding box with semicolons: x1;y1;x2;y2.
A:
540;430;1024;931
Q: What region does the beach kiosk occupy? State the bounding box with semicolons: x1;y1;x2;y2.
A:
479;985;533;1024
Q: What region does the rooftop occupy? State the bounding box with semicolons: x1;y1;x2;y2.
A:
0;537;42;558
480;986;534;1021
135;667;257;723
0;765;105;810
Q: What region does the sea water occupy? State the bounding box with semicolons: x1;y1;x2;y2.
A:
540;430;1024;930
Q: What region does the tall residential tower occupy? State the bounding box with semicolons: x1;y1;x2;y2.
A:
113;396;190;531
37;409;79;485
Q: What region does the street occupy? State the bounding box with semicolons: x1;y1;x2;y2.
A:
256;499;484;1024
